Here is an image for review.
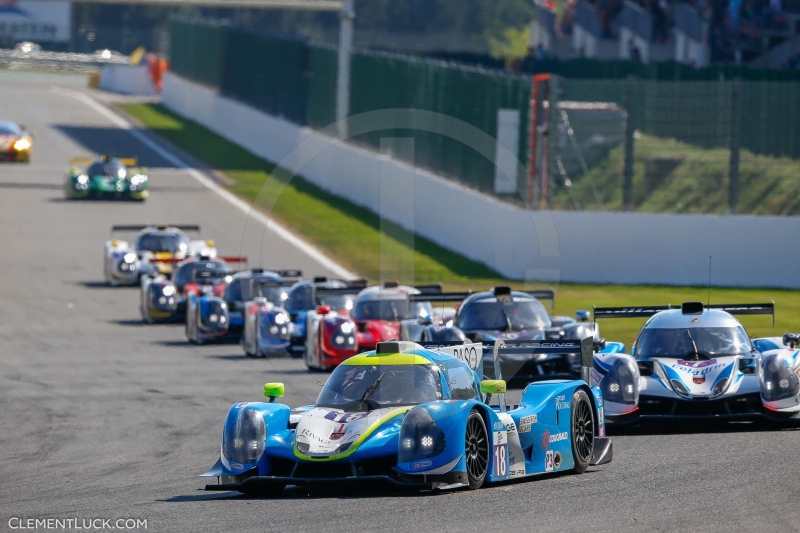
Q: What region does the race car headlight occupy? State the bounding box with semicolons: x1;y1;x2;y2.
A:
398;407;446;463
162;285;176;297
13;138;31;151
77;174;88;185
711;378;729;396
670;379;689;395
209;314;219;323
600;358;639;404
222;408;266;465
762;355;800;401
332;325;356;347
274;313;287;325
295;437;310;454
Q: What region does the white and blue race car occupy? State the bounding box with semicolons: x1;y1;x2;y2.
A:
201;338;613;495
590;301;800;423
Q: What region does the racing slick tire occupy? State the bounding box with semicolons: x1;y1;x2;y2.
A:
571;389;595;474
465;409;489;489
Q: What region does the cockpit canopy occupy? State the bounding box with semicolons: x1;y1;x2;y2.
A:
635;326;753;359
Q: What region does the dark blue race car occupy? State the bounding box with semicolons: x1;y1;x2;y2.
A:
185;268;301;345
413;287;622;384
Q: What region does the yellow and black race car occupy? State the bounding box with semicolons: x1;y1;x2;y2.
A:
0;121;33;163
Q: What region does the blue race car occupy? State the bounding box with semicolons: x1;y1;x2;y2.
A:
285;277;367;357
201;338;613;495
185;268;301;345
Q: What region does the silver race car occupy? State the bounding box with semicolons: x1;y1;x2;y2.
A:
103;224;217;286
590;301;799;424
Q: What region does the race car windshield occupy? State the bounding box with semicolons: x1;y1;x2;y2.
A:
87;161;127;178
457;298;550;331
315;294;355;312
174;262;229;287
316;364;442;410
0;122;21;135
352;299;433;321
226;279;287;303
136;233;189;253
635;327;753;359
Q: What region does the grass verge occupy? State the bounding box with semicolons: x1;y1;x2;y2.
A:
119;103;800;341
553;133;800;215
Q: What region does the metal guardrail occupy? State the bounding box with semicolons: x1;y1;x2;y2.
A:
0;49;129;73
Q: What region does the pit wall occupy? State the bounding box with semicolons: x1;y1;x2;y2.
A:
162;72;800;288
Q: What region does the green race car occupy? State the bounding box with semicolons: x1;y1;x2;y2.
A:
65;155;149;201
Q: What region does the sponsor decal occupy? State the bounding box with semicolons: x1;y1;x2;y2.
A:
329;423;346;440
598;407;604;426
690;317;700;323
229;462;243;470
519;414;537;433
493;421;505;431
542;430;568;449
493;435;508;479
555;394;570;410
412;461;432;469
235;402;251;408
675;359;719;369
545;450;555;472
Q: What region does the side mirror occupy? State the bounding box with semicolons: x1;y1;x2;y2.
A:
783;333;800;348
480;379;507;395
593;338;607;351
316;305;331;315
263;382;285;402
576;310;591;322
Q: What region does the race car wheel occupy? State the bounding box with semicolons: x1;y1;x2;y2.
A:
465;410;489;489
571;389;595;474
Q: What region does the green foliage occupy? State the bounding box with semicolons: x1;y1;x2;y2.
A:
486;26;531;69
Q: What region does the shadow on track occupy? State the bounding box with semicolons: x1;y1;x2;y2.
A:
53;124;180;169
0;182;61;190
607;419;799;436
109;319;179;327
77;281;136;289
159;484;438;503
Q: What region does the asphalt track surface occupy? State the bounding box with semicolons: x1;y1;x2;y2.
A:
1;71;799;533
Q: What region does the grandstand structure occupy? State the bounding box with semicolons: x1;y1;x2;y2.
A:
531;0;800;68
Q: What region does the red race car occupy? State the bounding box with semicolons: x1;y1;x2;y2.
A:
303;304;359;370
352;282;459;351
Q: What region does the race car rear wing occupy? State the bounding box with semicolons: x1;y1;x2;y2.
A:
275;269;303;281
71;157;138;167
191;270;233;284
408;286;556;309
594;301;775;325
148;256;247;264
111;224;201;235
420;341;484;372
489;338;598;401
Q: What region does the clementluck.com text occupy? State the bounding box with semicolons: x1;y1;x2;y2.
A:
8;518;147;530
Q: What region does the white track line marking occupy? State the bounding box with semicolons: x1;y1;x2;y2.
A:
52;86;356;279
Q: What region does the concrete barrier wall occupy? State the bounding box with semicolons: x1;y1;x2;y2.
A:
162;73;800;288
100;65;157;96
